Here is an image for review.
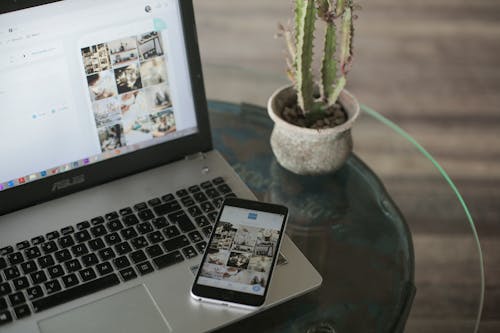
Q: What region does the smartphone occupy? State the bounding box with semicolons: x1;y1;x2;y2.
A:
191;198;288;309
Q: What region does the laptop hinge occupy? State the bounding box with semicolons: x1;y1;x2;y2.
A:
184;152;206;160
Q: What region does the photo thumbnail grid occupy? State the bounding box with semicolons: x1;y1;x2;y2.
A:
81;31;176;152
200;221;281;289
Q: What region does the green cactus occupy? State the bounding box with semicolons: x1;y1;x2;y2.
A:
282;0;357;116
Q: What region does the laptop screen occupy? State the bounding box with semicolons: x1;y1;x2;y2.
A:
0;0;199;192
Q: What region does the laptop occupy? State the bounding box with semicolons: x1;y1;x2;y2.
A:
0;0;322;332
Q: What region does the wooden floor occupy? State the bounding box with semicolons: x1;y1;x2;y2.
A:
192;0;500;331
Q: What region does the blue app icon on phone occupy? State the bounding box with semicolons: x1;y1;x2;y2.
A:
248;212;258;220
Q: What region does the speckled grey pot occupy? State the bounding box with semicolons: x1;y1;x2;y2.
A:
267;86;360;175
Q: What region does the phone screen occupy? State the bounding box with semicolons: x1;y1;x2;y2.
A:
194;203;286;298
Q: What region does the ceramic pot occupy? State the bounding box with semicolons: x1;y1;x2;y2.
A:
267;86;360;175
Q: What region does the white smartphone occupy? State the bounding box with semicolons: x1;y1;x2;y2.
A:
191;198;288;309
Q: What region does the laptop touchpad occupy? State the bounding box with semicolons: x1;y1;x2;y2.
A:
38;285;171;333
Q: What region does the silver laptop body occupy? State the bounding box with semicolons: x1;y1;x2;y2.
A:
0;1;322;332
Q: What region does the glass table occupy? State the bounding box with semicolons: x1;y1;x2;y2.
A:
204;65;484;333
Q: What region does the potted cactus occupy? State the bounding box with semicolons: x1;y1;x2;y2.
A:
268;0;360;175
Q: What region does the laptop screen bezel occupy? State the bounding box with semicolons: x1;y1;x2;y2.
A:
0;0;213;216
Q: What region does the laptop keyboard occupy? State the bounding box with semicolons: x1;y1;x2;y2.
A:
0;177;236;326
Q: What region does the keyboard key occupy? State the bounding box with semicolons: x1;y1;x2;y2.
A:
0;298;6;310
16;240;30;251
25;246;41;259
76;221;90;230
212;177;224;185
8;252;24;265
0;258;6;270
104;232;121;246
120;227;138;240
195;241;207;253
55;249;72;263
62;274;79;288
26;285;44;300
96;262;113;276
188;231;203;243
31;235;45;245
181;196;195;207
193;192;208;203
161;193;175;202
208;212;218;222
130;250;147;264
8;292;25;306
182;246;198;259
4;266;20;280
200;181;212;189
175;189;188;197
0;246;14;256
0;283;12;297
218;184;232;194
146;231;164;244
162;235;190;252
145;245;163;258
90;225;107;237
88;238;106;251
0;310;13;325
123;214;140;226
74;230;91;243
168;212;195;232
119;267;137;281
81;253;99;267
32;274;120;313
20;260;38;275
195;216;210;228
13;276;30;290
64;259;81;273
42;241;58;254
47;265;65;279
138;209;154;221
188;185;200;193
91;216;105;225
98;248;116;261
58;235;75;248
131;236;148;250
79;267;96;282
153;251;184;270
137;221;153;234
105;212;119;221
136;261;154;275
148;198;161;206
30;270;48;284
61;226;74;235
119;207;133;216
200;202;215;213
113;256;131;270
107;219;123;232
14;304;31;319
152;217;168;229
206;188;220;199
187;205;203;217
71;243;89;257
45;231;60;241
115;242;132;255
134;202;148;211
163;226;180;239
38;255;55;269
213;197;224;208
153;201;181;216
44;279;62;294
202;226;213;237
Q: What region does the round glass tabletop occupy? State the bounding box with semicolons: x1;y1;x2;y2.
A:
203;64;484;333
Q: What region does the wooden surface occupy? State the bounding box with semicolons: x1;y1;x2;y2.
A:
192;0;500;331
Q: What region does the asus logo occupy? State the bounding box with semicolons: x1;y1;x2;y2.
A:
51;175;85;192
